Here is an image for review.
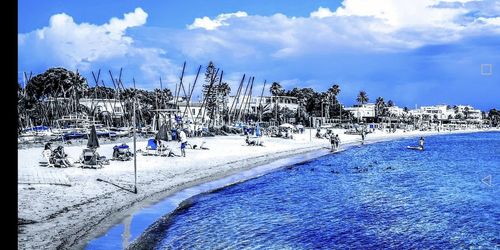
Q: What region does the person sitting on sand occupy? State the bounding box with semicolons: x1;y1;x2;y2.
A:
316;128;322;138
419;137;425;150
52;145;74;168
192;141;210;150
246;135;256;146
246;135;263;146
42;143;53;164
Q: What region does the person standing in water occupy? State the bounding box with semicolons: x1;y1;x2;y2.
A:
330;134;336;151
419;136;425;150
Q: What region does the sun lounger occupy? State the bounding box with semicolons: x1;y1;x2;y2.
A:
79;148;108;169
143;139;168;156
112;144;133;161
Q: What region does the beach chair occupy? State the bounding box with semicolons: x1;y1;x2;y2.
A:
112;144;133;161
143;139;168;156
144;139;158;156
80;148;107;169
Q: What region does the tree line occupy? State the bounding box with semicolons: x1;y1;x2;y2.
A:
18;65;500;132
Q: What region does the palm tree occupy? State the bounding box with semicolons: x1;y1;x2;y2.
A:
327;84;341;119
356;90;369;105
218;82;231;124
463;106;470;120
488;109;499;126
320;92;329;119
270;82;283;125
327;84;341;100
375;97;385;122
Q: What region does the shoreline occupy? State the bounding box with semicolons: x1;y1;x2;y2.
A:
75;145;332;249
17;128;499;249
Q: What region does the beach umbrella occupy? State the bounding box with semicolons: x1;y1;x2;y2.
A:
87;125;100;149
156;124;169;141
255;123;261;137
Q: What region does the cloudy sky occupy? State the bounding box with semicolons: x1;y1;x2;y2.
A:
18;0;499;110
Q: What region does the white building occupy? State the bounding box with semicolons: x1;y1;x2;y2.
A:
410;104;482;121
415;105;453;120
344;104;376;120
386;106;404;117
455;105;482;120
227;95;299;114
78;98;126;118
176;101;209;123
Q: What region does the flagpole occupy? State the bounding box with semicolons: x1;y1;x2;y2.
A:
133;79;137;194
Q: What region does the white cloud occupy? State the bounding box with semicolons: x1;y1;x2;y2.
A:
18;8;180;86
476;16;500;26
179;1;500;60
333;0;469;30
187;11;248;30
310;7;335;19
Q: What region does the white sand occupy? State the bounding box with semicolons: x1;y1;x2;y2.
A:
17;127;497;249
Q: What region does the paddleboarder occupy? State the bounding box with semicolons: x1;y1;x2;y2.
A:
419;137;425;150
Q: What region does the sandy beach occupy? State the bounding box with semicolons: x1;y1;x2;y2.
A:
17;128;497;249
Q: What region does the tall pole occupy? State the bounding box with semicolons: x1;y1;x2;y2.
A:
133;78;137;194
339;102;342;126
275;96;278;126
321;101;324;125
309;116;312;142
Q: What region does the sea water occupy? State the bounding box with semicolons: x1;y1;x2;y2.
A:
139;132;499;249
91;132;500;249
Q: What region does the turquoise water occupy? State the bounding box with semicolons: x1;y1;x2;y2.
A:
90;132;500;249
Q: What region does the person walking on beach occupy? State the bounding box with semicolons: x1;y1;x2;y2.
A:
419;136;425;150
335;134;340;150
361;129;366;144
330;134;336;151
178;129;187;157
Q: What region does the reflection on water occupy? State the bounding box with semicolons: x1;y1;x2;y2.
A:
122;215;131;249
86;149;331;249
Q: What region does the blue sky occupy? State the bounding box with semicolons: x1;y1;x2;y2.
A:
18;0;500;110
